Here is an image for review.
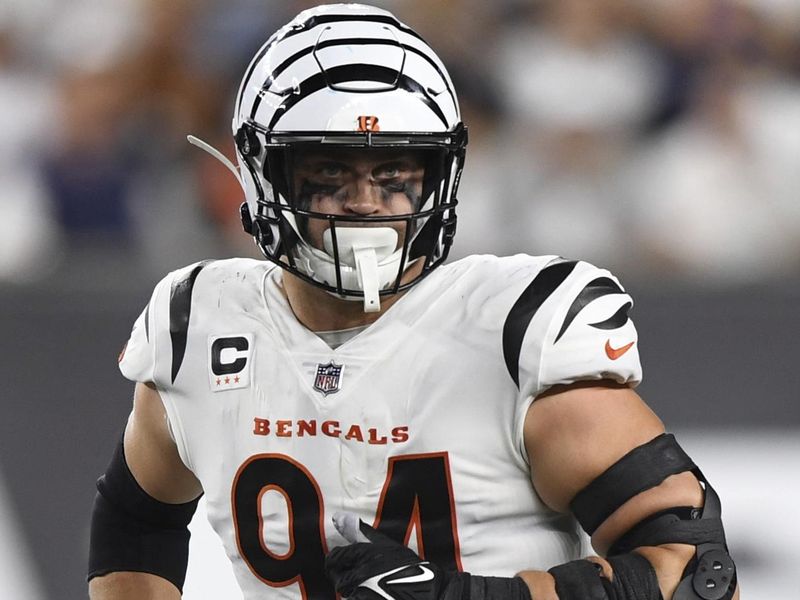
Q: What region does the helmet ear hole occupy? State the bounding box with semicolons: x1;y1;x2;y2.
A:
235;125;261;158
253;218;274;247
240;202;254;234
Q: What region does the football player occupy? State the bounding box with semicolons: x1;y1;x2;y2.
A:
88;4;738;600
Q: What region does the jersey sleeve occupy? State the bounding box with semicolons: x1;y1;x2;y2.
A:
117;271;173;386
516;259;643;400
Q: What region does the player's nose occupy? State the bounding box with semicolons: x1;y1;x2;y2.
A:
342;177;382;216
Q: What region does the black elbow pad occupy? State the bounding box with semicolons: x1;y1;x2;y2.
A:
88;439;201;592
570;433;736;600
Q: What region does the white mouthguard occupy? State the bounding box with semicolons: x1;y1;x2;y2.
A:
323;227;399;312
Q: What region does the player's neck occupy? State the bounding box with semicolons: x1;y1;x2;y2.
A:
281;265;421;332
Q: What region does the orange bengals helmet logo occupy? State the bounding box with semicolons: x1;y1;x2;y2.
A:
357;116;380;132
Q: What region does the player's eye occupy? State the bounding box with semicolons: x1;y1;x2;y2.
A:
317;163;345;178
373;162;404;180
379;166;400;178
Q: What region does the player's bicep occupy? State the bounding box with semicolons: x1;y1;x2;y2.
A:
524;384;703;554
525;384;663;512
125;381;202;503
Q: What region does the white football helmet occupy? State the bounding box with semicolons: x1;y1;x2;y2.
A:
192;3;467;311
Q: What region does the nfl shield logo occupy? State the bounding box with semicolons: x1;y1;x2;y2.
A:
314;362;343;396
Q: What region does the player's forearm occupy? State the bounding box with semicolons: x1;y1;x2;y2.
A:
89;571;182;600
519;545;740;600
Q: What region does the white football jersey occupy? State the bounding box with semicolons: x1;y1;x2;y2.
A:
119;254;641;600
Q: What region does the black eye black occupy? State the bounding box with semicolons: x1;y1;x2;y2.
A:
300;181;339;197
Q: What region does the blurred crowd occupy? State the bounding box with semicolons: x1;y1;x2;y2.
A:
2;0;800;291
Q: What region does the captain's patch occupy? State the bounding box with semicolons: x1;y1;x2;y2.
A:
208;333;253;391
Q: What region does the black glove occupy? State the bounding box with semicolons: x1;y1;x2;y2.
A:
325;512;451;600
324;512;532;600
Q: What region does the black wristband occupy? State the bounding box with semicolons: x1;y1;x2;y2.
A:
443;573;532;600
548;555;662;600
549;559;607;600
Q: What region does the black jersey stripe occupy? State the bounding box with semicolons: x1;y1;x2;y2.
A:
503;260;579;388
249;38;456;120
264;64;448;129
236;14;424;114
589;301;632;330
144;300;151;343
554;277;624;343
169;261;211;383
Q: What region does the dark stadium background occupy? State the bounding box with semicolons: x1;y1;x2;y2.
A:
1;1;798;598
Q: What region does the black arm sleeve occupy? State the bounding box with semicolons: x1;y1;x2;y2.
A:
88;438;202;592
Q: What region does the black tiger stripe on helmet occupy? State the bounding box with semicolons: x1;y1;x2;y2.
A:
234;11;427;115
236;5;458;133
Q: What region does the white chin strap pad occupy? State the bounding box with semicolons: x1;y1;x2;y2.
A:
323;227;399;313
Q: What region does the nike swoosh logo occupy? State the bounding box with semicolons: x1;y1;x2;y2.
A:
605;339;635;360
385;564;435;585
358;563;435;600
